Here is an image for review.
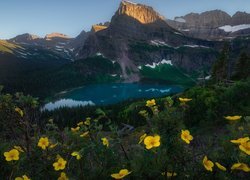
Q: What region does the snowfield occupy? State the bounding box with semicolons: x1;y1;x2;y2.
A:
219;24;250;33
145;59;173;69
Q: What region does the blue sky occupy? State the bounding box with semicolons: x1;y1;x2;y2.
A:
0;0;250;39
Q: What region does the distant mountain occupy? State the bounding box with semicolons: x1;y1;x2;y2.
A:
10;32;74;59
75;0;219;82
167;10;250;40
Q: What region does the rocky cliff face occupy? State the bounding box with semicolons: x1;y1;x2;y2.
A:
167;10;250;40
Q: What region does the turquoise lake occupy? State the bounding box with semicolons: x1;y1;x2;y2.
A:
43;83;184;111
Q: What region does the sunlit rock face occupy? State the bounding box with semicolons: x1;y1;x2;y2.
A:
91;25;108;33
117;0;165;24
45;33;71;40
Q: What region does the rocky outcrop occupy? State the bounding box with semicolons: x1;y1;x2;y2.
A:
91;25;108;33
167;10;250;40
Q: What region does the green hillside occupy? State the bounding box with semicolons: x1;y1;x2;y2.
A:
140;63;196;87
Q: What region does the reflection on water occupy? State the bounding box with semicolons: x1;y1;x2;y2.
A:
43;83;183;111
43;99;95;111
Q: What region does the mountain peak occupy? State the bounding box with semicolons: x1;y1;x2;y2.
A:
117;0;165;24
10;33;41;43
45;33;71;40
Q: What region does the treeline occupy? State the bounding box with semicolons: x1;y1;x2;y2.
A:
211;43;250;83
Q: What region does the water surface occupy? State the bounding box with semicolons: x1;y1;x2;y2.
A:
44;83;183;110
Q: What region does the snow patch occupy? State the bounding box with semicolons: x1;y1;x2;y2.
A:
110;74;117;77
174;17;186;23
219;24;250;33
150;40;170;47
138;66;142;70
145;59;173;69
174;32;183;35
182;45;210;48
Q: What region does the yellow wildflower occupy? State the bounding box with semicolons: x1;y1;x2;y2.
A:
15;107;24;117
224;115;242;121
111;169;132;179
231;163;250;172
144;135;161;150
71;151;81;160
80;131;89;138
84;117;91;126
49;143;58;149
71;126;80;132
15;175;30;180
203;156;214;172
4;149;19;161
146;99;156;107
238;126;244;131
101;137;109;147
77;121;84;126
37;137;50;150
215;162;227;171
239;141;250;155
138;133;147;144
181;130;193;144
161;172;177;177
58;172;68;180
138;110;149;118
53;157;67;171
179;98;192;103
230;137;249;144
14;146;24;153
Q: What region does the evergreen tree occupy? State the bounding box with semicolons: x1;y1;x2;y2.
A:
211;43;230;82
232;52;250;80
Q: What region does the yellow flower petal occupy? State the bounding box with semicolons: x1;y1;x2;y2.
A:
239;141;250;155
224;115;242;121
53;157;67;171
4;149;19;161
215;162;227;171
230;137;249;144
58;172;68;180
37;137;50;150
203;156;214;172
71;126;80;132
146;99;156;107
181;130;193;144
179;98;192;103
111;169;131;179
71;151;81;160
231;163;250;172
138;133;147;144
80;131;89;138
101;137;109;147
144;135;161;150
15;107;24;117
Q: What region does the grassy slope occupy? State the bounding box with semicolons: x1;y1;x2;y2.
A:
140;64;196;87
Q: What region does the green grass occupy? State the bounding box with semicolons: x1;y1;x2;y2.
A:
0;40;21;54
